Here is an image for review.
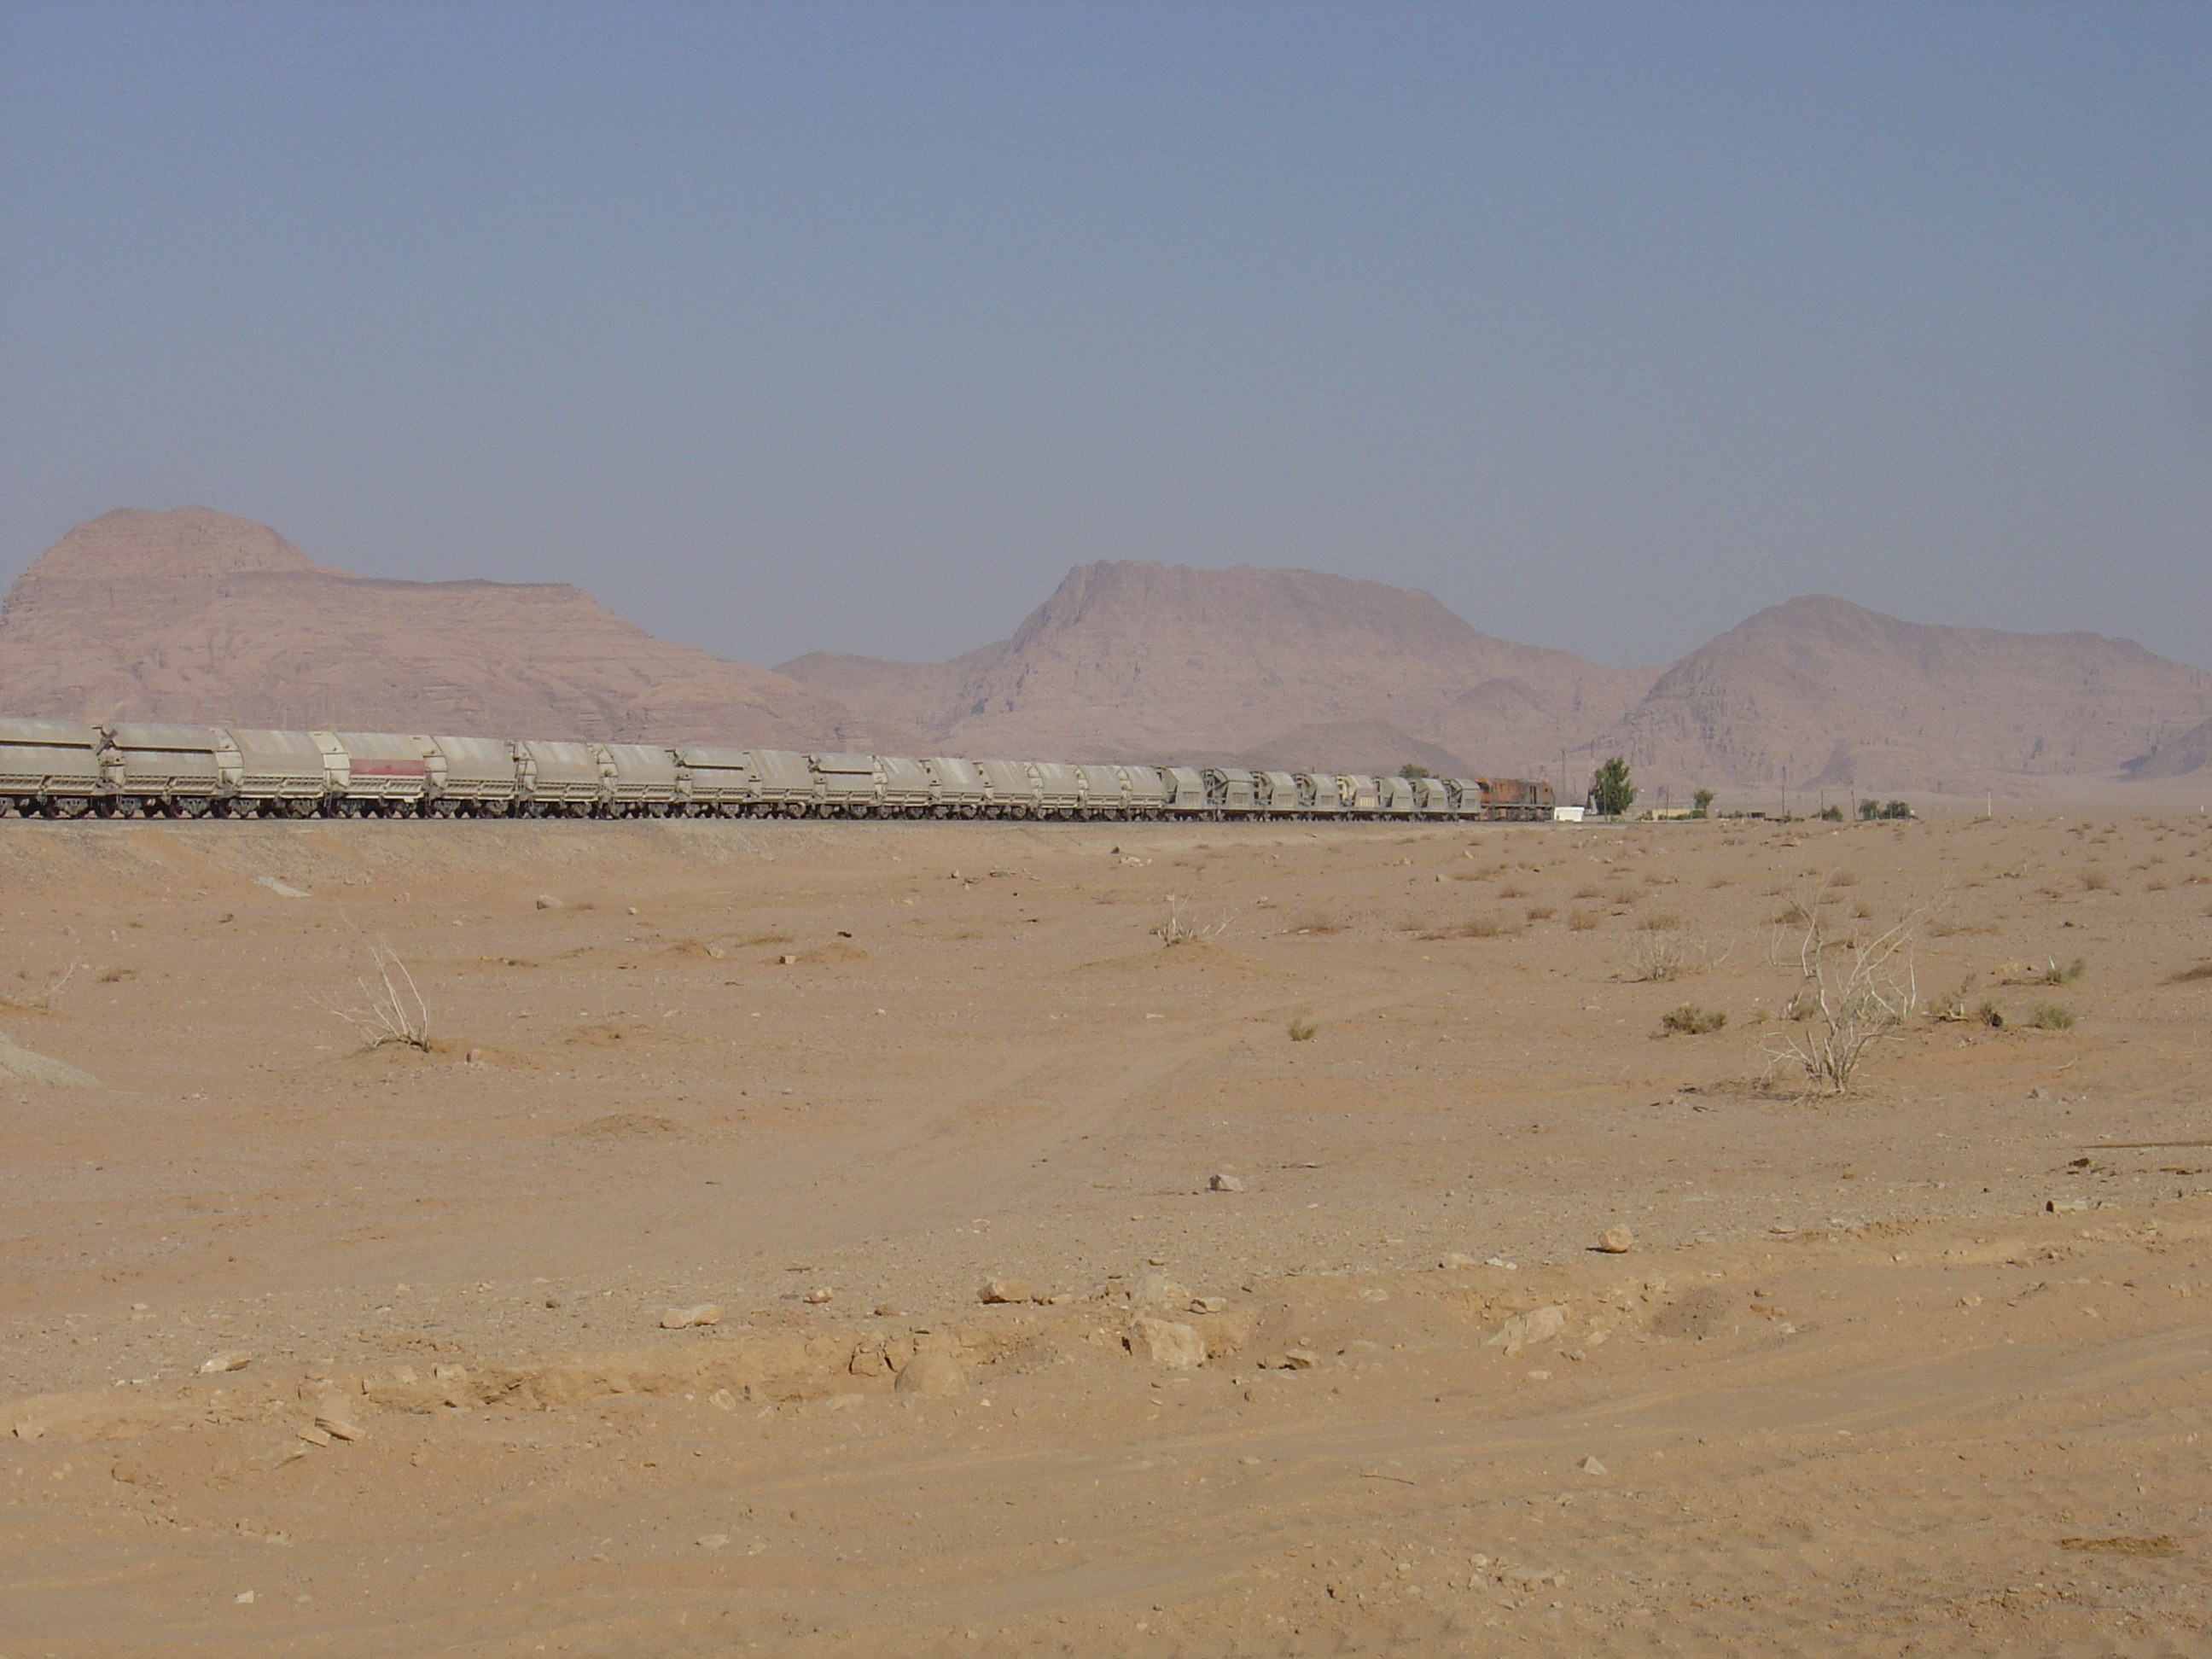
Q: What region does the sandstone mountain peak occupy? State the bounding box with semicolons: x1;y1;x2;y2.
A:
21;504;336;585
780;558;1656;771
0;508;905;750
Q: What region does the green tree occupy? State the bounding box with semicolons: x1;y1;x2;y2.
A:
1690;788;1716;818
1399;762;1430;779
1590;755;1636;817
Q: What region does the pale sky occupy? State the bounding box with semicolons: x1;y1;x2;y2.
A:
3;1;2207;671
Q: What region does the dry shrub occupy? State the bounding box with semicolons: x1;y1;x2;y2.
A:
1568;910;1600;932
1525;904;1557;923
1636;911;1684;932
1657;1004;1727;1036
1827;870;1860;888
2029;1003;2076;1031
1573;883;1603;900
1287;912;1344;935
1498;883;1526;899
2168;961;2212;983
1759;906;1927;1094
1287;1016;1318;1042
1611;888;1643;906
1773;901;1813;928
1436;913;1520;940
312;933;430;1051
2082;869;2110;891
1153;901;1228;947
3;959;80;1011
1622;929;1730;983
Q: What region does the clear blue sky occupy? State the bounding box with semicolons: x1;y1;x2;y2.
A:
3;1;2207;671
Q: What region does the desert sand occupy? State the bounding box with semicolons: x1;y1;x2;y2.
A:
3;805;2209;1657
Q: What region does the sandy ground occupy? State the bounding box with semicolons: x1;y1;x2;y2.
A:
1;806;2209;1657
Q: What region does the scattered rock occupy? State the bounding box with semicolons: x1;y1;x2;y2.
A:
1959;1293;1983;1308
1439;1253;1480;1269
2028;1086;2049;1100
978;1279;1031;1305
313;1414;364;1441
1189;1296;1226;1314
894;1353;967;1398
1577;1455;1608;1475
2048;1198;2090;1214
1208;1173;1245;1193
296;1427;333;1447
1279;1348;1319;1371
1485;1305;1567;1355
805;1287;835;1305
873;1303;901;1318
256;876;309;899
1595;1226;1635;1254
661;1304;721;1330
826;1394;864;1412
707;1389;737;1412
535;894;563;910
11;1421;41;1441
199;1350;253;1375
1130;1316;1208;1369
697;1534;731;1550
235;1590;256;1604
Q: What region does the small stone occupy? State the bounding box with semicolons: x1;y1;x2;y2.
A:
1439;1253;1480;1269
1577;1455;1607;1475
1189;1296;1226;1314
199;1350;253;1375
661;1304;721;1330
296;1428;333;1447
313;1415;364;1442
873;1303;901;1318
804;1287;834;1305
235;1590;256;1604
1132;1270;1193;1307
1959;1293;1982;1308
696;1534;731;1550
894;1353;967;1398
707;1388;737;1412
1208;1173;1244;1193
11;1421;42;1441
2028;1086;2049;1100
1596;1226;1635;1254
1130;1316;1208;1369
535;894;562;910
1485;1304;1567;1355
1280;1348;1319;1371
2047;1198;2089;1214
978;1279;1031;1305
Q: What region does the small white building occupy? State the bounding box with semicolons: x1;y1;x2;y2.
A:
1551;804;1586;823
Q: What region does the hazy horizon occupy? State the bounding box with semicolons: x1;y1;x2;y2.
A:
3;2;2208;674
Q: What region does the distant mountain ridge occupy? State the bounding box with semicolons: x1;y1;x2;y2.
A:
0;507;909;750
8;509;2208;796
784;565;2212;795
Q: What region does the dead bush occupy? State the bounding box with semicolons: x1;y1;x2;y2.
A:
3;959;80;1011
1657;1004;1727;1036
1153;901;1229;948
1568;910;1600;932
312;933;430;1051
2168;961;2212;984
1759;906;1928;1095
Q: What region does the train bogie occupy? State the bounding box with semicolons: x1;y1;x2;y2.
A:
429;736;522;812
1117;764;1170;817
330;731;434;808
601;743;682;813
1028;762;1084;817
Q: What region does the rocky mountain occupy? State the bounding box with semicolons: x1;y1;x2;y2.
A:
1597;596;2212;800
2125;713;2212;780
779;561;1656;773
0;507;907;749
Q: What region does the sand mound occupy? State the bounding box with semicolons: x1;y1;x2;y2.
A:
562;1112;684;1139
0;1034;99;1087
656;938;728;960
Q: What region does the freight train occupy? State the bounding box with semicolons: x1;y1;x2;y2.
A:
0;719;1556;822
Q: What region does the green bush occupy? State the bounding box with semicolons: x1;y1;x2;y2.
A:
1591;756;1637;817
2029;1004;2076;1031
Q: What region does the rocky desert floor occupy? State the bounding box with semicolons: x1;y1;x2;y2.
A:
2;806;2209;1658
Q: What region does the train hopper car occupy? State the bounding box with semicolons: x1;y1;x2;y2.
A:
0;719;110;814
923;757;988;817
